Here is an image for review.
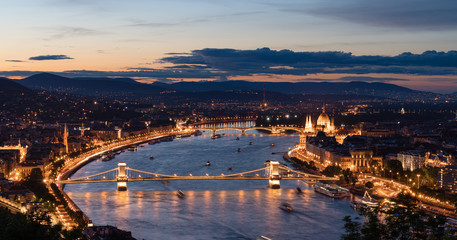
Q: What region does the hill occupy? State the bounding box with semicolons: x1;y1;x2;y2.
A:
153;80;416;99
15;73;434;101
17;73;165;96
0;77;31;92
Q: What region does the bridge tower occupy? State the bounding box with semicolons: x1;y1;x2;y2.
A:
271;127;280;134
117;162;128;191
267;161;281;189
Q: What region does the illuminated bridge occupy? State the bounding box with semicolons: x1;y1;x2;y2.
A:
193;126;307;135
57;161;338;191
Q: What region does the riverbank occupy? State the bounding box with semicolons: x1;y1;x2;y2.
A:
283;148;320;175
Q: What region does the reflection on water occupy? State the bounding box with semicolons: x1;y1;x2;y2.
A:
66;129;358;240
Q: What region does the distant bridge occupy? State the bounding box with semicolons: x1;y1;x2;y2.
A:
193;126;307;135
57;161;337;190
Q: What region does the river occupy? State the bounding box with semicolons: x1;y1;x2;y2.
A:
65;128;359;240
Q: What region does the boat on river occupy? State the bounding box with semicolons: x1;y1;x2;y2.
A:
149;155;154;160
314;182;350;198
249;142;253;145
148;139;161;145
211;134;221;139
177;190;185;198
160;136;173;142
236;137;240;140
256;236;273;240
206;161;211;166
351;191;379;209
101;153;115;162
279;202;293;213
128;146;138;152
237;148;241;152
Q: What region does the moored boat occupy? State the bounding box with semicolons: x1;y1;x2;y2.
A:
351;191;379;209
313;182;351;198
102;153;115;162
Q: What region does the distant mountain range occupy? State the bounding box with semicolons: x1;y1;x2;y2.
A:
16;73;164;96
8;72;435;100
0;77;31;92
153;80;415;97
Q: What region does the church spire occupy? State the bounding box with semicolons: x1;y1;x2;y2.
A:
63;123;68;153
305;114;313;132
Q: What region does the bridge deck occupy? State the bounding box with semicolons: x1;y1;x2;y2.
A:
58;176;337;184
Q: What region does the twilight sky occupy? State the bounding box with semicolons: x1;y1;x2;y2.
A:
1;0;457;93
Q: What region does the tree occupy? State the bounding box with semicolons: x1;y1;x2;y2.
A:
341;193;453;240
0;206;87;240
323;165;342;177
21;168;54;203
342;216;362;240
342;168;358;185
365;181;374;189
385;160;403;176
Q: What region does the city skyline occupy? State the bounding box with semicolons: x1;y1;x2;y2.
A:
2;0;457;93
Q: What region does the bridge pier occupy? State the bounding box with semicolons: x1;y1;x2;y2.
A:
117;162;128;191
267;161;281;189
212;129;216;135
241;130;245;135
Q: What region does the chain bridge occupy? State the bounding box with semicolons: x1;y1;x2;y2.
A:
57;161;337;190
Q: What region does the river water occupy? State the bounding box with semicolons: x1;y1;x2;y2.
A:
66;127;359;240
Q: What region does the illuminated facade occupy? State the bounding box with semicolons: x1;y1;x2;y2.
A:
304;107;335;134
438;165;457;193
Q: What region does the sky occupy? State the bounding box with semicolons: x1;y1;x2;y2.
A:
1;0;457;93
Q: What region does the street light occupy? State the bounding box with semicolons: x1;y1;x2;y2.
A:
417;174;421;189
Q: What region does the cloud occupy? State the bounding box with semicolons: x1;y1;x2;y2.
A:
305;76;409;82
29;55;74;61
43;27;104;40
5;60;25;62
3;47;457;87
160;48;457;76
297;0;457;31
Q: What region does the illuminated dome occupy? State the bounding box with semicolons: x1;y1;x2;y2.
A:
317;107;330;127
